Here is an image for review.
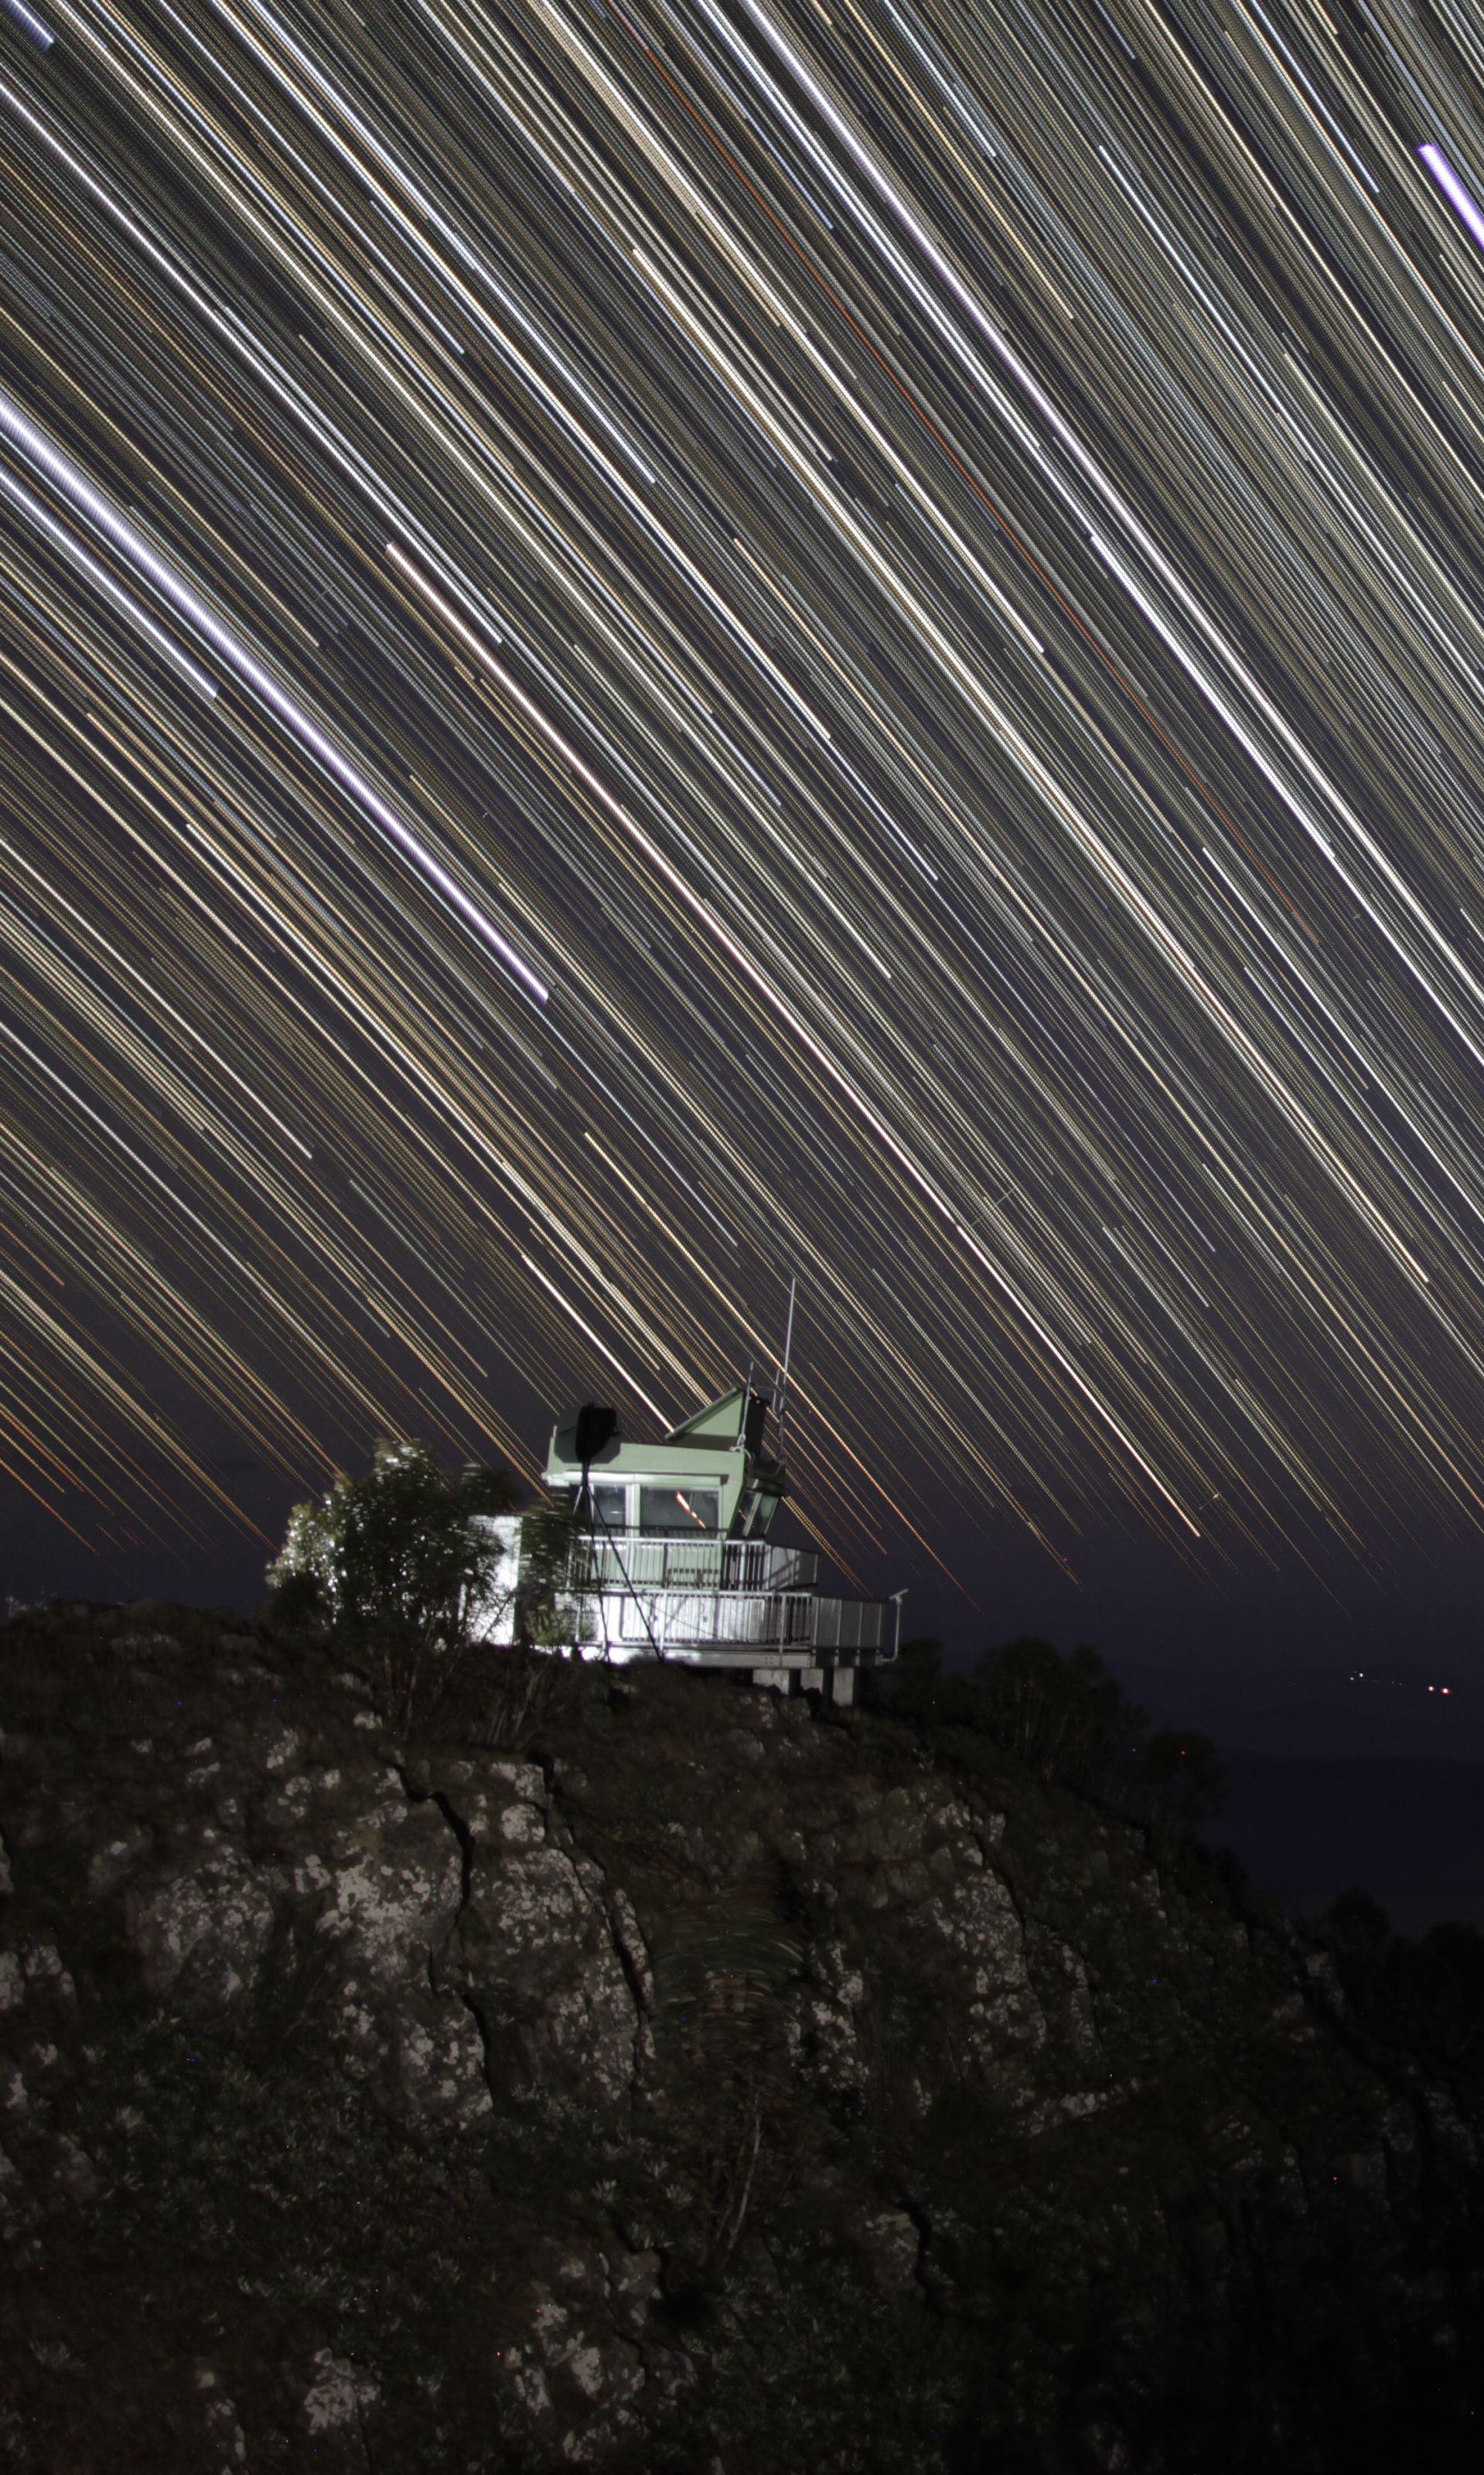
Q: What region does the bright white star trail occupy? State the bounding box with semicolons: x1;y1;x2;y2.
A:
5;0;1484;1599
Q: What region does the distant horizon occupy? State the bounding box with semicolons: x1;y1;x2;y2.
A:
6;1448;1482;1756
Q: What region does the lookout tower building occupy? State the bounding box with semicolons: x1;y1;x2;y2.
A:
477;1381;900;1704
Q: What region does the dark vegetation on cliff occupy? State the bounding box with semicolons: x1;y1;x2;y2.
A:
2;1600;1482;2472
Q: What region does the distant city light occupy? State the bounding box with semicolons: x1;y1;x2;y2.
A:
1348;1671;1457;1696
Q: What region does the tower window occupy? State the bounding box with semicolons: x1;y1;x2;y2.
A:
640;1486;720;1534
574;1483;627;1531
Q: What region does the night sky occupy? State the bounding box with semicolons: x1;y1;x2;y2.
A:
5;0;1484;1723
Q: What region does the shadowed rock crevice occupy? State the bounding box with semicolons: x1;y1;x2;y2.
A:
2;1602;1483;2470
402;1770;504;2111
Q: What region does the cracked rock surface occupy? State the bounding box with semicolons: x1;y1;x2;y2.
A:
2;1602;1481;2470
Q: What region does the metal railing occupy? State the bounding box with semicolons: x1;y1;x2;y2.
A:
472;1518;899;1661
567;1534;819;1593
579;1585;889;1655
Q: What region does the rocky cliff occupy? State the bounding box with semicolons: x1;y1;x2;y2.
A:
2;1603;1480;2472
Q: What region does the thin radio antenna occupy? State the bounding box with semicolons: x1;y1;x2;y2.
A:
773;1276;797;1453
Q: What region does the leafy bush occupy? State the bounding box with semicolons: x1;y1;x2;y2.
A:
510;1502;586;1650
1322;1892;1484;2077
267;1439;522;1729
451;1637;581;1753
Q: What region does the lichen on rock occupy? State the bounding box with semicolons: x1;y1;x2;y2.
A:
1;1601;1481;2471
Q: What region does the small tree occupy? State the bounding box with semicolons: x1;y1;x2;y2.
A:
1130;1726;1227;1848
879;1635;947;1719
267;1440;522;1729
877;1633;1226;1849
970;1637;1147;1794
1324;1886;1393;1954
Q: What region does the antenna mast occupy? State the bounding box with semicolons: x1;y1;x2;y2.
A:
773;1275;797;1456
736;1356;755;1449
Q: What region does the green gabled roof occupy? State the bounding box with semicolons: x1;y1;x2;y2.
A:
665;1383;749;1446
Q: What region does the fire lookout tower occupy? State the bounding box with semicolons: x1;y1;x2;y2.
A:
476;1381;901;1704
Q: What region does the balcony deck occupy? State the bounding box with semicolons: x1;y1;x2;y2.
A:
582;1583;890;1658
472;1517;897;1668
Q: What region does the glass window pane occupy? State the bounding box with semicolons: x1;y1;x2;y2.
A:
640;1486;720;1534
583;1484;627;1531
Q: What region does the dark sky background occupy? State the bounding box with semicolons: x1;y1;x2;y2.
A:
5;0;1484;1791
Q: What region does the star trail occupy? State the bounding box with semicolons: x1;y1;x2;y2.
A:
5;0;1484;1606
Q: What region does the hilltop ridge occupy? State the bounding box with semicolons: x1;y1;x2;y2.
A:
2;1600;1481;2471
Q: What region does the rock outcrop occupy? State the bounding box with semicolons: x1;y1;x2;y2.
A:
2;1602;1480;2470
